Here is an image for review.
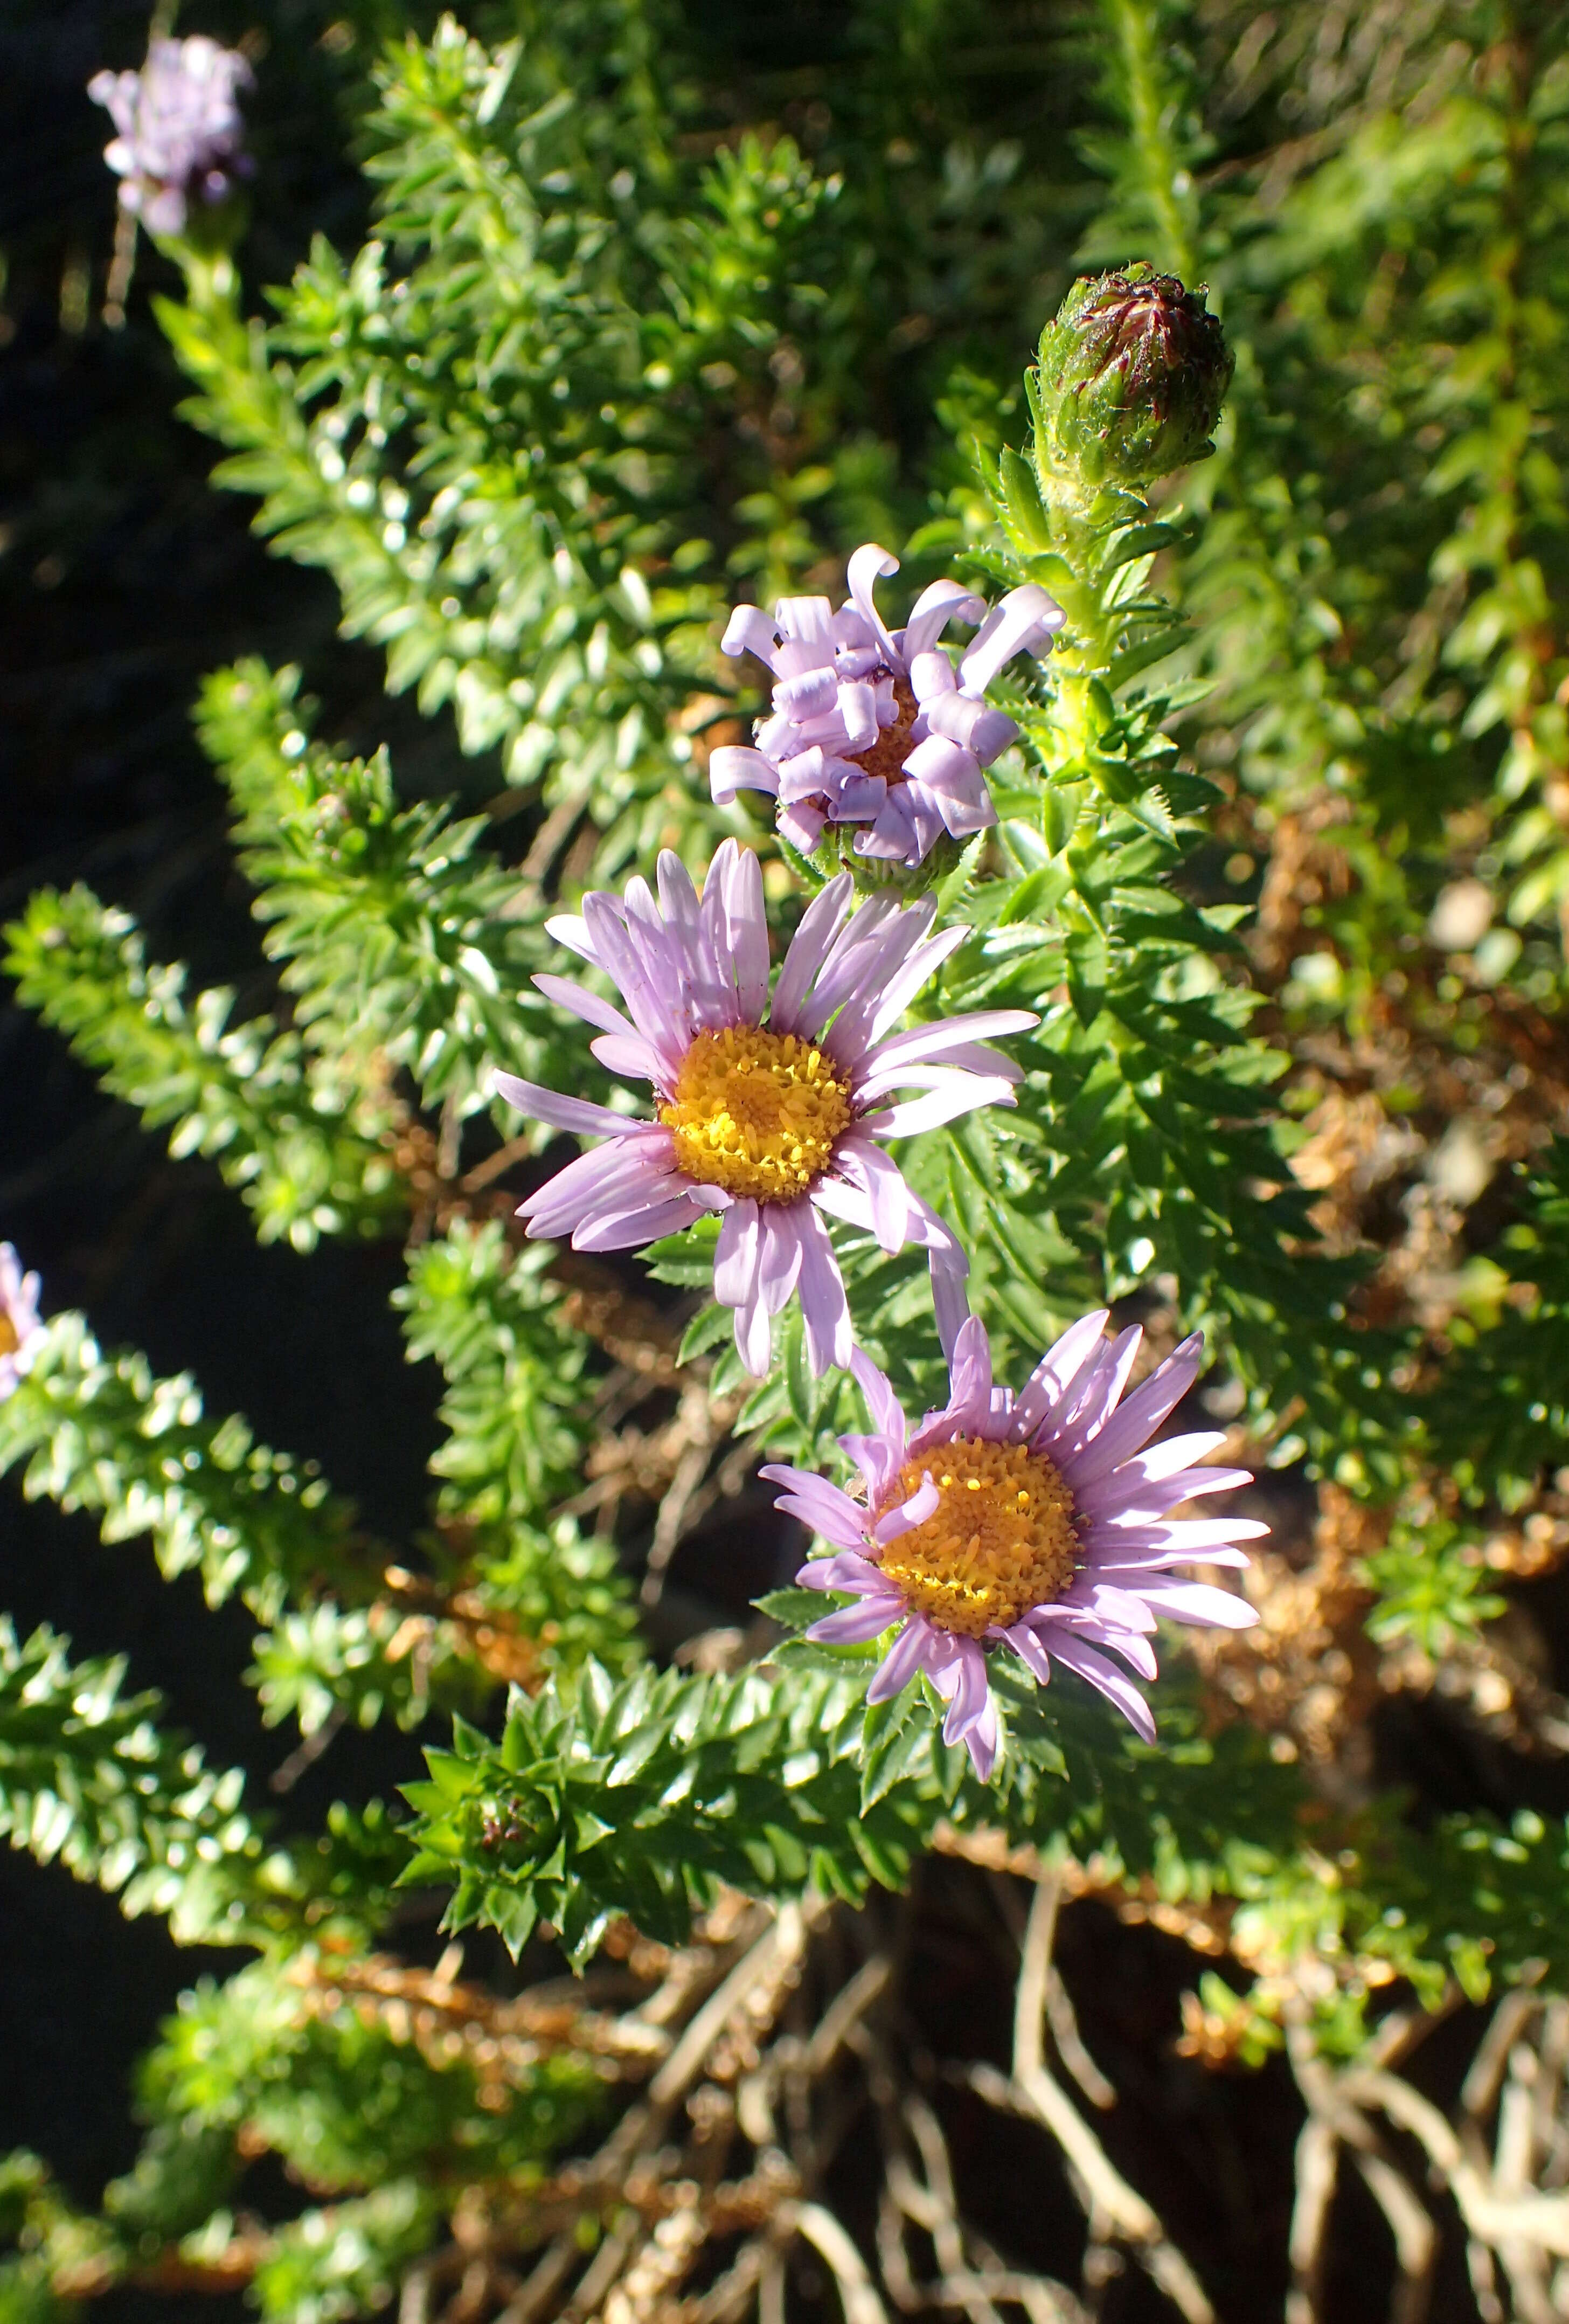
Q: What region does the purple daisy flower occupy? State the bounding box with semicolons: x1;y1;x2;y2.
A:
496;841;1036;1377
89;37;253;240
710;545;1064;869
0;1246;44;1402
763;1312;1262;1779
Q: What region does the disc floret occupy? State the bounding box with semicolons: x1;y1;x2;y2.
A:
876;1437;1080;1638
661;1026;853;1205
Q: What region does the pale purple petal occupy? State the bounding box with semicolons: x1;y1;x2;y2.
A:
518;1132;678;1228
642;861;720;1035
855;789;928;866
1063;1332;1205;1491
1075;1465;1254;1524
776;595;836;651
1127;1578;1260;1629
837;1437;900;1506
713;1200;762;1309
1071;1616;1158;1680
796;895;916;1048
862;1076;1020;1139
543;911;595;964
859;1046;1027;1098
770;875;855;1035
590;1032;663;1081
871;1475;940;1544
758;1206;807;1315
531;973;642;1044
956;584;1064;695
902;579;987;661
835;680;881;753
827;1138;911;1251
1104;1428;1230;1480
856;1010;1037;1089
929;1242;971;1360
719;840;770;1023
849;1347;907;1448
760;1466;871;1551
866;1614;942;1704
774;667;839;720
859;925;970;1049
794;1550;887;1593
570;1193;711;1251
1002;1622;1054;1686
1012;1311;1112;1441
0;1244;44;1400
1044;1326;1144;1469
721;604;783;666
581;890;690;1058
929;1636;996;1769
845;543;902;665
710;745;780;802
940;1317;990;1428
733;1287;772;1375
495;1074;637;1139
1045;1634;1157;1745
807;1596;905;1645
809;1173;876;1236
1085;1515;1269;1561
924;689;1019;760
780;802;828;854
901;731;992;814
796;1208;852;1374
961;1700;999;1781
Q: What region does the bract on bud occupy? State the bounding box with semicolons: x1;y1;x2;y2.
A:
1034;262;1233;488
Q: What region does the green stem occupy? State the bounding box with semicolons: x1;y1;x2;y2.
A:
1104;0;1198;280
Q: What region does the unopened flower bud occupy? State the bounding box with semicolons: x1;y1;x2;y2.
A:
1034;262;1233;488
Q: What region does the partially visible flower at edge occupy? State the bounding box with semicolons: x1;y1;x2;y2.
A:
711;545;1064;872
495;840;1037;1376
88;37;254;240
764;1312;1262;1778
0;1246;45;1402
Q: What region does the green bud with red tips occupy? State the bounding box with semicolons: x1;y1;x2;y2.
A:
1033;262;1233;489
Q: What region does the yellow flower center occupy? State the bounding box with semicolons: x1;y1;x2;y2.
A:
660;1025;853;1205
875;1436;1081;1638
0;1316;17;1359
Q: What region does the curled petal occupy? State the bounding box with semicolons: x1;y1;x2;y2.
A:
846;542;902;664
721;604;782;665
957;584;1065;695
710;745;780;802
902;578;987;661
